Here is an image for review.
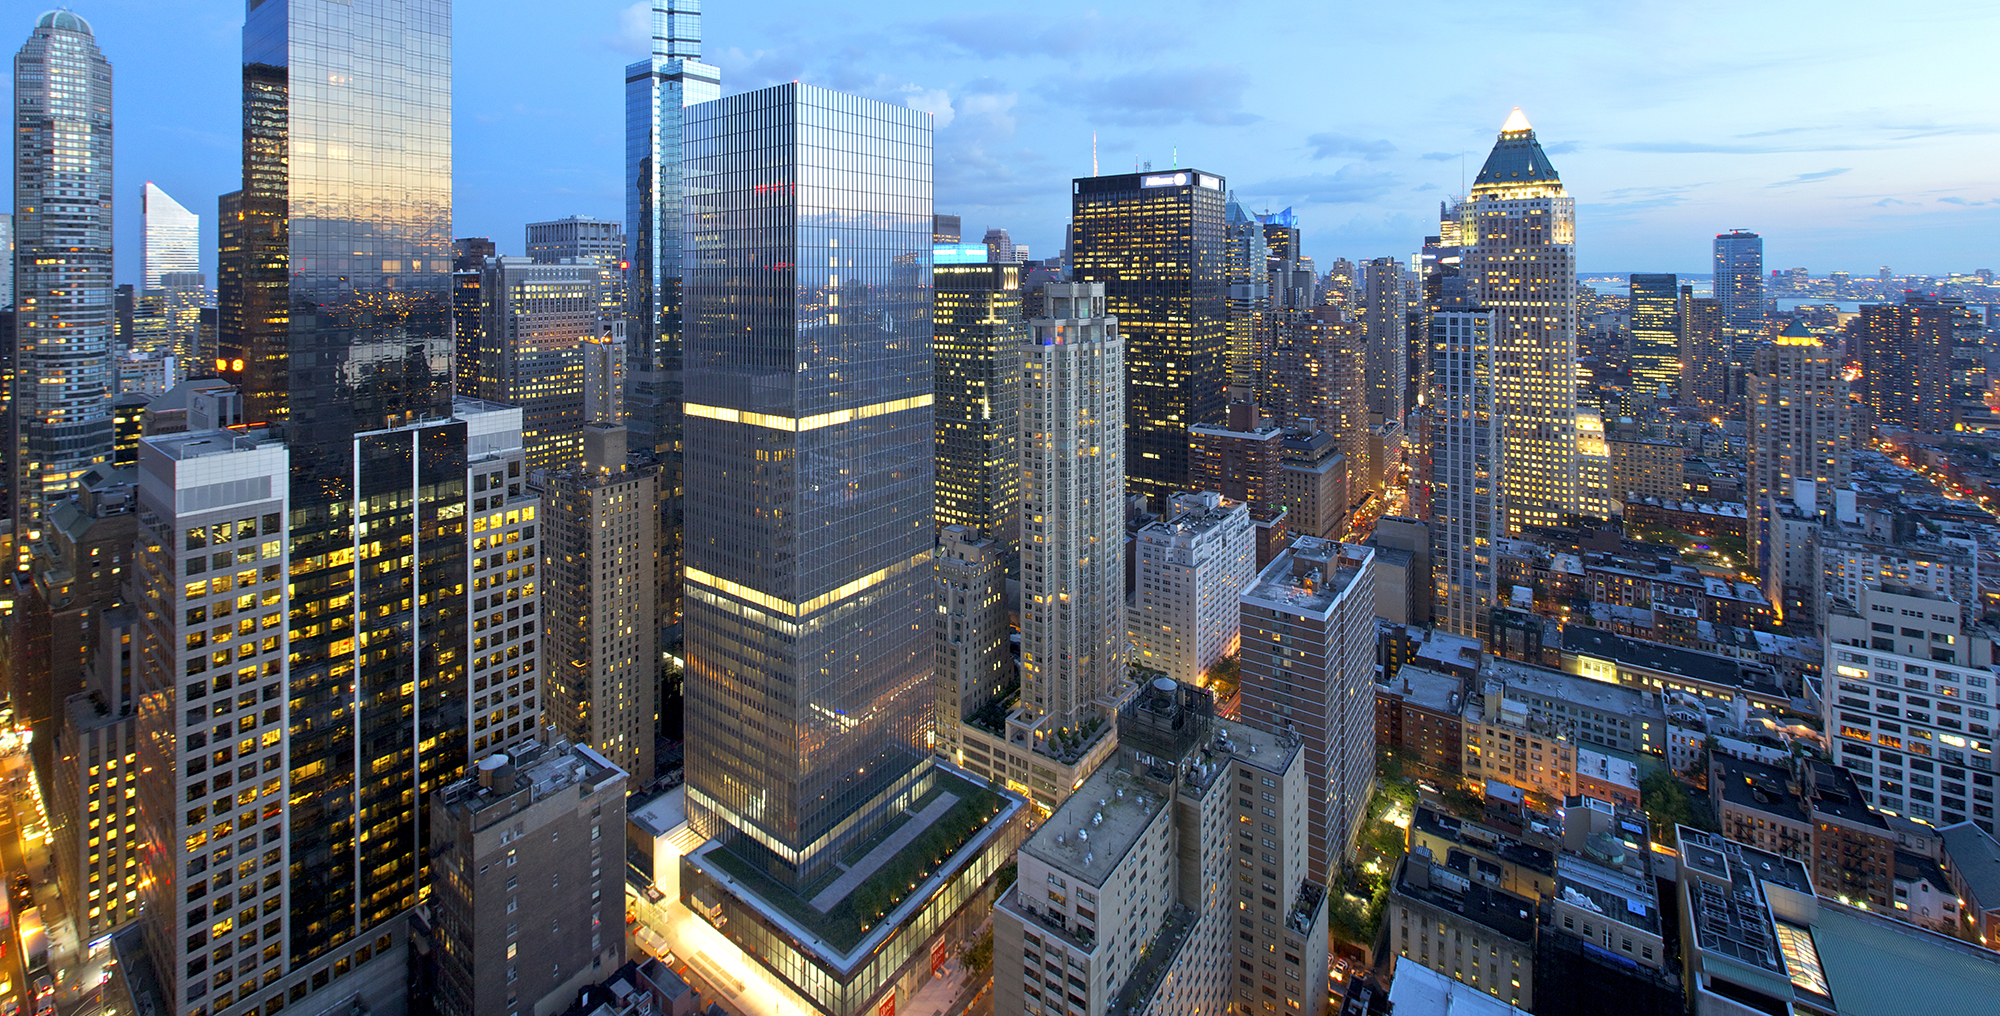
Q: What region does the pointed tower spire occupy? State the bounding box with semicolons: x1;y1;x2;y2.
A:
1472;108;1561;190
1500;106;1532;133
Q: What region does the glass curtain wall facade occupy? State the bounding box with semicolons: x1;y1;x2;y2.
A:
1223;197;1269;392
681;83;936;890
214;0;458;968
11;11;114;526
1628;273;1680;400
1431;305;1497;641
626;1;720;631
933;258;1022;557
1460;110;1577;533
1713;230;1765;338
1070;170;1228;509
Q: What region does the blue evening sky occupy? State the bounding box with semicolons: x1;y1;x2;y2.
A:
64;0;2000;286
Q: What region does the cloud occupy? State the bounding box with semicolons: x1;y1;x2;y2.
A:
1606;140;1873;154
1050;66;1258;127
1581;182;1707;215
1306;133;1395;161
1768;167;1851;187
922;11;1185;58
1873;198;1914;207
1244;165;1400;206
605;1;653;56
1544;140;1582;155
902;86;955;128
1420;152;1459;161
958;90;1018;135
1938;196;1994;206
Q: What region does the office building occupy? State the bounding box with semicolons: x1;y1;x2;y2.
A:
626;1;722;636
1609;438;1685;504
932;213;961;244
1370;516;1431;625
1822;582;1996;832
1224;196;1270;391
1239;537;1378;882
1070;169;1228;507
677;94;1022;1016
933;525;1010;757
1190;401;1289;566
1680;287;1726;413
0;211;12;307
1713;230;1765;338
452;237;497;391
11;11;115;527
1385;853;1537;1009
542;457;660;784
1745;321;1850;600
992;685;1329;1016
143;182;200;291
1431;301;1496;640
1856;295;1956;433
1575;408;1614;518
428;741;628;1016
933;253;1024;555
1017;282;1130;734
131;428;298;1016
1363;256;1407;425
1279;429;1348;540
1628;273;1679;399
528;215;627;325
53;603;143;944
1460;109;1578;532
1674;826;2000;1015
1266;307;1368;499
1128;492;1255;687
470;256;611;473
12;464;135;813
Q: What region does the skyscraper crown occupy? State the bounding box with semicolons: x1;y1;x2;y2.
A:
1473;108;1561;188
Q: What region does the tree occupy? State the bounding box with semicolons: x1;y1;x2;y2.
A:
1641;770;1713;845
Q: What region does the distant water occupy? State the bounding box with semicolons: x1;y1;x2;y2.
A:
1773;298;1886;313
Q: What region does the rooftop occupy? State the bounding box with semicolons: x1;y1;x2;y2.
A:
1561;625;1782;696
1556;854;1661;934
1413;806;1555;877
1393;855;1537;943
1939;821;2000;906
1385;962;1517;1015
1242;537;1372;616
1022;763;1168;889
440;739;626;827
1808;891;2000;1015
1378;665;1464;715
1677;827;1813;975
1482;657;1659;721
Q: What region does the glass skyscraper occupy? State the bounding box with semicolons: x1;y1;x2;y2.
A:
681;83;937;890
143;181;200;290
11;11;113;527
1714;229;1765;337
215;0;457;969
1070;169;1229;509
1628;272;1681;399
626;1;720;631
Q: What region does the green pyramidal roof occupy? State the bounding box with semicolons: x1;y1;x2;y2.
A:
1473;108;1560;187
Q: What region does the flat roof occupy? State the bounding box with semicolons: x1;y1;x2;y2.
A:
1561;625;1779;695
1483;657;1657;720
1023;764;1167;888
1393;857;1537;943
1384;962;1517;1015
1242;537;1371;616
1379;665;1463;715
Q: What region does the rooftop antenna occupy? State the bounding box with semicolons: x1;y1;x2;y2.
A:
1092;131;1098;177
1172;146;1179;169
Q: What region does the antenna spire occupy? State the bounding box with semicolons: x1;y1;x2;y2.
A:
1092;131;1098;177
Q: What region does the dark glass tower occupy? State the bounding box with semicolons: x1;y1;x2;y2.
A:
1070;170;1229;508
626;1;720;633
1713;229;1765;338
1629;273;1680;399
216;0;457;963
11;11;114;526
933;255;1023;557
681;83;935;890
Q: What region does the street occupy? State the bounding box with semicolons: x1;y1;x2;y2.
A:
0;744;118;1016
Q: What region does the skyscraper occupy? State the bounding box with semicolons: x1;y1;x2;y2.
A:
1461;108;1578;533
1680;285;1725;413
1363;255;1408;424
626;0;720;634
1430;299;1497;640
142;182;200;290
1224;196;1270;392
1018;283;1128;736
212;0;466;980
1856;295;1955;433
1746;321;1851;510
11;11;114;526
1714;229;1766;338
1266;306;1369;501
681;82;936;889
932;252;1023;556
1628;273;1680;399
674;85;1024;1016
471;256;607;473
527;214;627;323
1071;169;1228;507
0;212;13;306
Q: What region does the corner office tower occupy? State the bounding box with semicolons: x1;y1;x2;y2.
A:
1459;108;1578;534
681;83;939;890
